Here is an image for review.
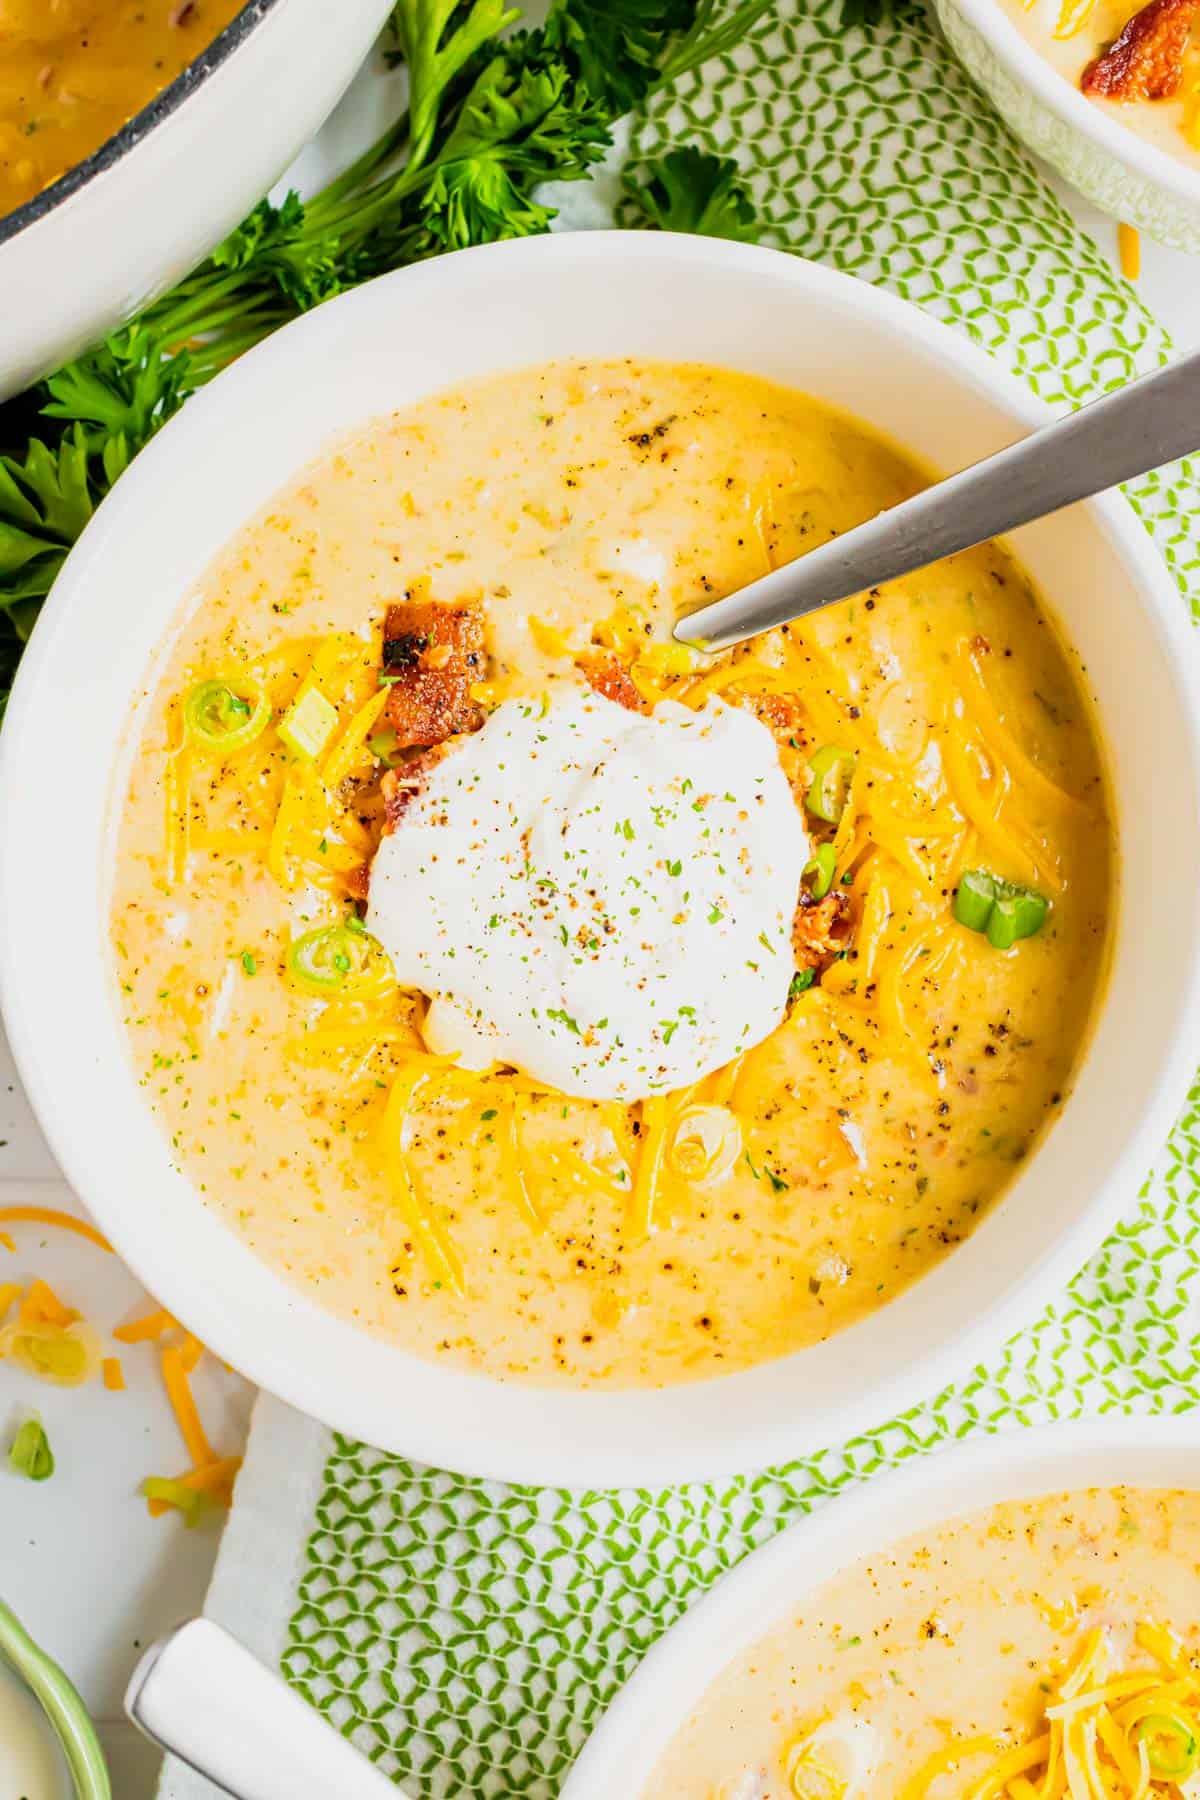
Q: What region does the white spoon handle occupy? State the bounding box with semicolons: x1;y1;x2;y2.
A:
126;1619;406;1800
676;347;1200;651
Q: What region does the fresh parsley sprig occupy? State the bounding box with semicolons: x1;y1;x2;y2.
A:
624;144;760;240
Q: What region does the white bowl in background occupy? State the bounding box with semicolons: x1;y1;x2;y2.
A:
0;0;393;400
560;1415;1200;1798
935;0;1200;249
1;233;1198;1488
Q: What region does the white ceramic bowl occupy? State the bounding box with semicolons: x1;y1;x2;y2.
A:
561;1414;1200;1797
936;0;1200;249
1;233;1198;1488
0;0;393;400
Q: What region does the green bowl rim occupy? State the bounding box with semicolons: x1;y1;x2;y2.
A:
0;1597;111;1800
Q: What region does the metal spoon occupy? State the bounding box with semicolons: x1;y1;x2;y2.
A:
675;347;1200;652
126;1619;406;1800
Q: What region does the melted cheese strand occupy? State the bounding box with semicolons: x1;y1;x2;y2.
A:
164;748;191;889
322;686;391;790
379;1069;465;1296
501;1094;545;1234
629;1096;672;1239
957;640;1088;816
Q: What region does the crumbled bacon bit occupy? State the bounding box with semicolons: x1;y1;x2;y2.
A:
577;652;648;713
1082;0;1198;99
793;890;852;972
344;864;371;902
380;747;448;834
735;689;806;749
382;588;487;748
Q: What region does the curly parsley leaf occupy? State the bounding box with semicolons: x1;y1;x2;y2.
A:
626;145;759;241
539;0;698;113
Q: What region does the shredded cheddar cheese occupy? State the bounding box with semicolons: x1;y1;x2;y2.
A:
1053;0;1100;36
19;1279;77;1329
161;1343;215;1467
501;1093;545;1234
897;1622;1200;1798
0;1206;113;1253
379;1065;467;1297
113;1307;180;1344
629;1095;672;1238
1118;223;1142;282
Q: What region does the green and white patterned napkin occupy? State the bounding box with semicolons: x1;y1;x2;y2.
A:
163;4;1200;1795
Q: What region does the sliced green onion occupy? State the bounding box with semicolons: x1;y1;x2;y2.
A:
141;1476;210;1527
802;842;837;900
953;867;1049;949
805;744;857;825
367;727;404;766
789;968;815;1000
183;678;270;756
986;888;1048;950
278;686;339;761
1131;1712;1199;1779
9;1418;54;1481
670;1105;743;1185
953;868;996;932
286;923;385;996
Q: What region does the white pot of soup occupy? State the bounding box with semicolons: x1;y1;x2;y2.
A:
561;1416;1200;1799
0;234;1197;1487
0;0;394;398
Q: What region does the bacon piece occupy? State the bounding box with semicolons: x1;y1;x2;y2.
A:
735;690;806;750
577;651;649;713
792;890;852;973
382;590;487;748
344;864;371;902
1082;0;1198;99
379;747;448;833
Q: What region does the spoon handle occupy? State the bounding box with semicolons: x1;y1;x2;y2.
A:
676;347;1200;652
127;1619;406;1799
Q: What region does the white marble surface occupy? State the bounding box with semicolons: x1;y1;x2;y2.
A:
0;60;1196;1798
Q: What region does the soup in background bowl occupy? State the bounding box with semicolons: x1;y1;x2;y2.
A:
1;235;1196;1486
934;0;1200;248
992;0;1200;178
561;1421;1200;1800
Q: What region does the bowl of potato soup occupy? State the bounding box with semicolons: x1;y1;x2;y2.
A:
935;0;1200;247
1;233;1197;1486
563;1417;1200;1799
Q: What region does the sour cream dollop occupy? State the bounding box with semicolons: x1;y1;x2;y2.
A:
367;686;807;1101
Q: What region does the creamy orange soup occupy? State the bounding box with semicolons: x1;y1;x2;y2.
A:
646;1486;1200;1798
0;0;245;219
108;360;1113;1389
